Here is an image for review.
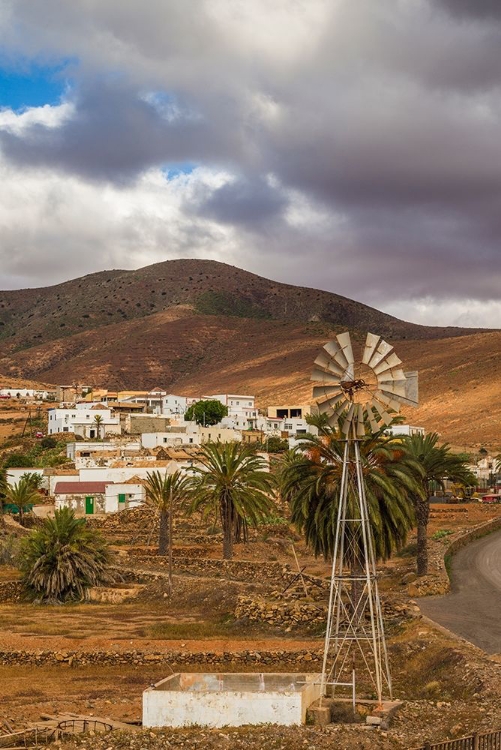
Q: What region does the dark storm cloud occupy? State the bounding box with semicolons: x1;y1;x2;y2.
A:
0;80;236;181
436;0;501;20
198;176;288;227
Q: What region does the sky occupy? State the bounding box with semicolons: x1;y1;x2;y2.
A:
0;0;500;328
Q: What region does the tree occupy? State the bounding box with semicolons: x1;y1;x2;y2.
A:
3;454;33;469
3;477;43;525
20;472;44;491
18;507;113;602
258;436;289;453
405;433;476;576
93;414;104;439
280;428;422;568
144;470;190;561
188;442;276;559
184;399;228;426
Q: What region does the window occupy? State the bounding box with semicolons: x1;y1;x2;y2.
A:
189;438;193;443
163;437;168;443
285;423;293;430
63;427;69;432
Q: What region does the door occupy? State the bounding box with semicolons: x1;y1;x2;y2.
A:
118;493;126;508
85;496;94;514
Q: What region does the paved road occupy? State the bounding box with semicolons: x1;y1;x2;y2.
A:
419;528;501;654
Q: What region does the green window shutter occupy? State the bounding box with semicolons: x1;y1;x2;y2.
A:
118;493;126;503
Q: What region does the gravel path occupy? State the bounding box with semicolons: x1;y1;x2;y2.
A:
419;528;501;653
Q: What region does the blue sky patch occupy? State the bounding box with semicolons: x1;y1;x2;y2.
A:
163;162;197;179
0;59;76;111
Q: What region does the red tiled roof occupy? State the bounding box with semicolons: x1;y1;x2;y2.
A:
54;482;109;494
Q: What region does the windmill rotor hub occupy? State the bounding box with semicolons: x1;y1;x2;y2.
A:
311;330;419;436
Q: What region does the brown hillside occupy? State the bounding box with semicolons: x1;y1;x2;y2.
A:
0;259;484;351
0;260;498;449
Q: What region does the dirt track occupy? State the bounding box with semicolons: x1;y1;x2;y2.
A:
419;528;501;654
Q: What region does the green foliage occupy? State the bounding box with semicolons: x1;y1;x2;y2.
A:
432;529;453;541
18;507;113;602
405;432;476;575
144;470;190;555
3;453;33;469
3;477;43;523
280;428;422;562
40;437;57;450
194;291;271;319
2;439;68;470
257;436;289;453
184;399;228;426
188;442;276;559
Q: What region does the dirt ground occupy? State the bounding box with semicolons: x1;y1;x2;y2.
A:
2;503;501;748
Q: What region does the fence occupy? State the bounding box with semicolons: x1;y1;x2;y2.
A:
414;729;501;750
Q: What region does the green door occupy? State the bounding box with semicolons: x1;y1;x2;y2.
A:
118;493;126;505
85;496;94;515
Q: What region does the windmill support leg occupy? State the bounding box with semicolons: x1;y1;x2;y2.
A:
320;435;392;709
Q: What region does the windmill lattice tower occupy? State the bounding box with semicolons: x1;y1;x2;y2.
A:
311;331;418;706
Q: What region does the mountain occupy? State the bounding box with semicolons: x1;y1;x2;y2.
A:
0;259;498;448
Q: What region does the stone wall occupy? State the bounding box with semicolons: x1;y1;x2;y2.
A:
235;595;325;629
131;556;292;584
0;648;323;668
0;579;22;602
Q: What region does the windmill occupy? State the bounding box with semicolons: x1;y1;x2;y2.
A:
311;331;418;708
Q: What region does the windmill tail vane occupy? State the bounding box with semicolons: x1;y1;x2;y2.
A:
311;331;418;437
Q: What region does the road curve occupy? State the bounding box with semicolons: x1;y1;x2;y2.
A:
419;528;501;654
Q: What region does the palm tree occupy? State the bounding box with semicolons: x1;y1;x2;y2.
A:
19;507;113;602
188;442;276;560
144;470;189;557
280;428;422;568
93;414;103;439
3;477;43;526
405;433;476;576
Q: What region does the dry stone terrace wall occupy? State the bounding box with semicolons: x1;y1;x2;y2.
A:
128;555;295;585
0;648;324;668
0;580;22;602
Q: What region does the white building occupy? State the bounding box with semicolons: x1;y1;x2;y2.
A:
48;407;121;437
0;387;49;399
66;440;141;462
204;394;258;430
386;424;425;437
6;467;46;488
54;480;145;515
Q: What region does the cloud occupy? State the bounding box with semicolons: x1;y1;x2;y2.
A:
435;0;501;20
0;0;499;328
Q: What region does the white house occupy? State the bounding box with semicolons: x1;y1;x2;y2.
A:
386;424;425;437
66;440;141;462
104;482;145;513
0;388;49;400
204;394;258;429
48;407;121;437
54;480;145;515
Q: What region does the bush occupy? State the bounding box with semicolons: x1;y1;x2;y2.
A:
19;508;114;602
40;437;57;450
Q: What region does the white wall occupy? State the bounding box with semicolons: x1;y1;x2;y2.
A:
141;432;199;449
6;468;45;488
104;483;145;513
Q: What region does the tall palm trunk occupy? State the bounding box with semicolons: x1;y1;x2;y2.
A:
221;496;234;560
158;508;169;556
416;491;430;577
